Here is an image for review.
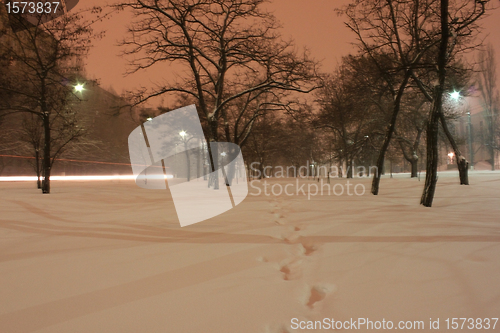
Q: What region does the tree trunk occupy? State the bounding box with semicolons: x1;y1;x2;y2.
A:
225;152;236;186
327;162;331;183
183;141;191;181
490;144;495;171
42;114;51;194
421;0;449;207
457;156;469;185
438;111;469;185
346;158;353;178
398;141;419;178
371;74;411;195
207;118;219;189
421;87;441;207
208;141;220;189
35;149;41;189
197;140;201;179
410;158;418;178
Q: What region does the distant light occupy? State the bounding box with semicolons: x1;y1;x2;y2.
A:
147;117;153;121
179;131;186;137
448;152;455;159
221;152;226;156
450;91;460;100
74;83;84;92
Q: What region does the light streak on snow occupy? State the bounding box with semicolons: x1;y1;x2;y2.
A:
0;175;173;182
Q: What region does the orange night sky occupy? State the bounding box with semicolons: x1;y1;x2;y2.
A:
81;0;500;108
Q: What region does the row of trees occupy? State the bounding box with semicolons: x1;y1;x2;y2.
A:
1;0;498;208
126;0;493;206
122;0;496;207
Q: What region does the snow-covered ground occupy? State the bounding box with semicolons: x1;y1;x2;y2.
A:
1;172;500;332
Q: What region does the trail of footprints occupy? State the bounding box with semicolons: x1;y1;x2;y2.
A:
260;198;336;332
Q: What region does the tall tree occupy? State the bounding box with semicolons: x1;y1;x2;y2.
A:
477;43;499;170
410;0;488;190
339;0;442;195
20;113;44;188
420;0;450;207
0;6;103;193
341;0;489;197
117;0;320;174
315;58;380;178
394;93;428;178
419;0;487;206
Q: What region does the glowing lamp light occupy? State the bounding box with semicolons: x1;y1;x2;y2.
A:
450;91;460;100
147;117;153;121
221;152;226;156
74;83;84;92
179;131;187;137
448;152;455;159
0;175;173;182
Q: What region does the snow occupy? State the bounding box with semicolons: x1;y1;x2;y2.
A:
0;171;500;332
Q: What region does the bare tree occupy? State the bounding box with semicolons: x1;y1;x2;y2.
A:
117;0;320;179
340;0;490;200
275;115;316;178
477;43;499;170
394;94;428;178
242;112;282;179
339;0;442;195
0;7;104;193
420;0;451;206
410;1;488;195
419;0;488;206
315;59;379;178
20;113;44;187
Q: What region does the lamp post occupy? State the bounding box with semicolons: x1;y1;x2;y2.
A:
467;110;473;169
451;91;473;170
179;130;191;181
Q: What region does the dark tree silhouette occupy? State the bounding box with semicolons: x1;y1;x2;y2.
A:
117;0;320;178
0;6;105;193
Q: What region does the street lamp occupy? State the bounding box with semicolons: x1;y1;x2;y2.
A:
74;83;84;92
450;90;460;101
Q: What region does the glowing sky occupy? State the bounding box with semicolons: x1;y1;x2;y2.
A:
82;0;500;108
